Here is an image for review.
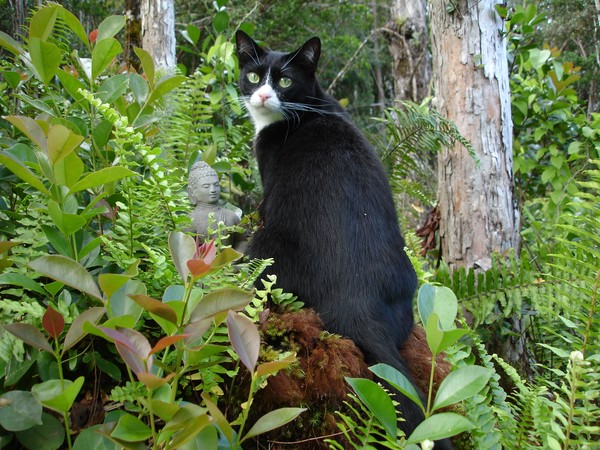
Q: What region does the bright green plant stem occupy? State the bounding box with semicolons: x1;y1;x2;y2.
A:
426;356;437;418
53;339;73;450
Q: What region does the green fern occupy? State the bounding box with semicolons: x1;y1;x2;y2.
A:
444;330;510;450
326;393;401;449
375;101;475;223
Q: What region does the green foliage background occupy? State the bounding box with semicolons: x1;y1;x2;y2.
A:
0;1;598;449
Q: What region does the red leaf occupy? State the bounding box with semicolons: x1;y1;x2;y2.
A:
187;259;211;278
149;334;190;355
42;305;65;339
89;29;98;43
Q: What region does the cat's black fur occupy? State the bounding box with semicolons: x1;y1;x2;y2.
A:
236;31;450;447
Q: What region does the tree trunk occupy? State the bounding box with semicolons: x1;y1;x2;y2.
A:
429;0;527;375
387;0;430;102
429;0;518;271
141;0;176;71
125;0;142;71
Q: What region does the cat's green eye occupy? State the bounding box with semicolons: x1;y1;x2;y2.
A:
279;77;292;88
247;72;260;84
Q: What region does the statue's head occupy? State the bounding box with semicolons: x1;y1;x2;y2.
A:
188;161;220;205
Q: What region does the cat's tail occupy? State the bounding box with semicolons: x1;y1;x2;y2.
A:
353;327;454;450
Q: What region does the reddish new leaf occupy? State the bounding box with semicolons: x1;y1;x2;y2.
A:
149;334;189;355
186;259;211;278
42;305;65;339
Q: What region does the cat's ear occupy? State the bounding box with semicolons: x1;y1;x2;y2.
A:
236;30;264;67
293;37;321;72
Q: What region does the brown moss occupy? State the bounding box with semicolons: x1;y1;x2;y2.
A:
245;309;452;448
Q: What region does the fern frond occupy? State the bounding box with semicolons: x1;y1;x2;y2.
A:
326;394;401;449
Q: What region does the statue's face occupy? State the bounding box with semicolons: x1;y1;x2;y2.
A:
192;174;220;204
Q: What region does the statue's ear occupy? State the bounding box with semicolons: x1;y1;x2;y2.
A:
290;37;321;72
236;30;264;67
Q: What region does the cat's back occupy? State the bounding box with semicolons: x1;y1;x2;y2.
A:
256;113;385;185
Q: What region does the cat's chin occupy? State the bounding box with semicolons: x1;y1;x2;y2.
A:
247;105;285;134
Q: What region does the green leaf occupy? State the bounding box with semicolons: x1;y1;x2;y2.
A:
0;152;49;195
57;6;90;50
29;38;61;85
345;377;397;438
256;353;297;378
425;313;468;355
29;5;59;41
54;152;84;188
47;200;86;237
405;412;474;445
242;407;305;442
92;38;122;81
3;323;53;352
15;412;64;450
418;284;458;330
433;366;493;411
211;247;243;270
97;74;129;104
0;30;24;55
110;413;152;442
69;166;136;194
47;124;84;164
28;255;103;301
213;11;230;33
98;273;131;300
133;47;155;89
57;69;86;102
109;280;145;321
226;311;260;373
177;423;218;450
0;390;43;431
41;225;71;257
73;424;120;450
0;272;46;295
63;307;106;352
129;73;149;104
4;116;48;154
201;394;234;446
425;312;444;354
369;363;424;412
528;48;551;70
129;294;178;324
167;414;213;448
31;376;85;414
189;288;254;322
97;15;126;42
147;75;186;105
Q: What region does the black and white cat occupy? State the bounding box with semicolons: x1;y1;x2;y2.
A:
236;31;449;447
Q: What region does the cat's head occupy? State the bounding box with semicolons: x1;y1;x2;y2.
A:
235;30;322;133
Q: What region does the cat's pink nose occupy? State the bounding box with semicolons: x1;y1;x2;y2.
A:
258;92;271;104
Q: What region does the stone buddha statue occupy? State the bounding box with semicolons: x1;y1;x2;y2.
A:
187;161;246;251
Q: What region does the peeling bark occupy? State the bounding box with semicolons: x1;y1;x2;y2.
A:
430;0;526;374
141;0;176;71
429;0;518;271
